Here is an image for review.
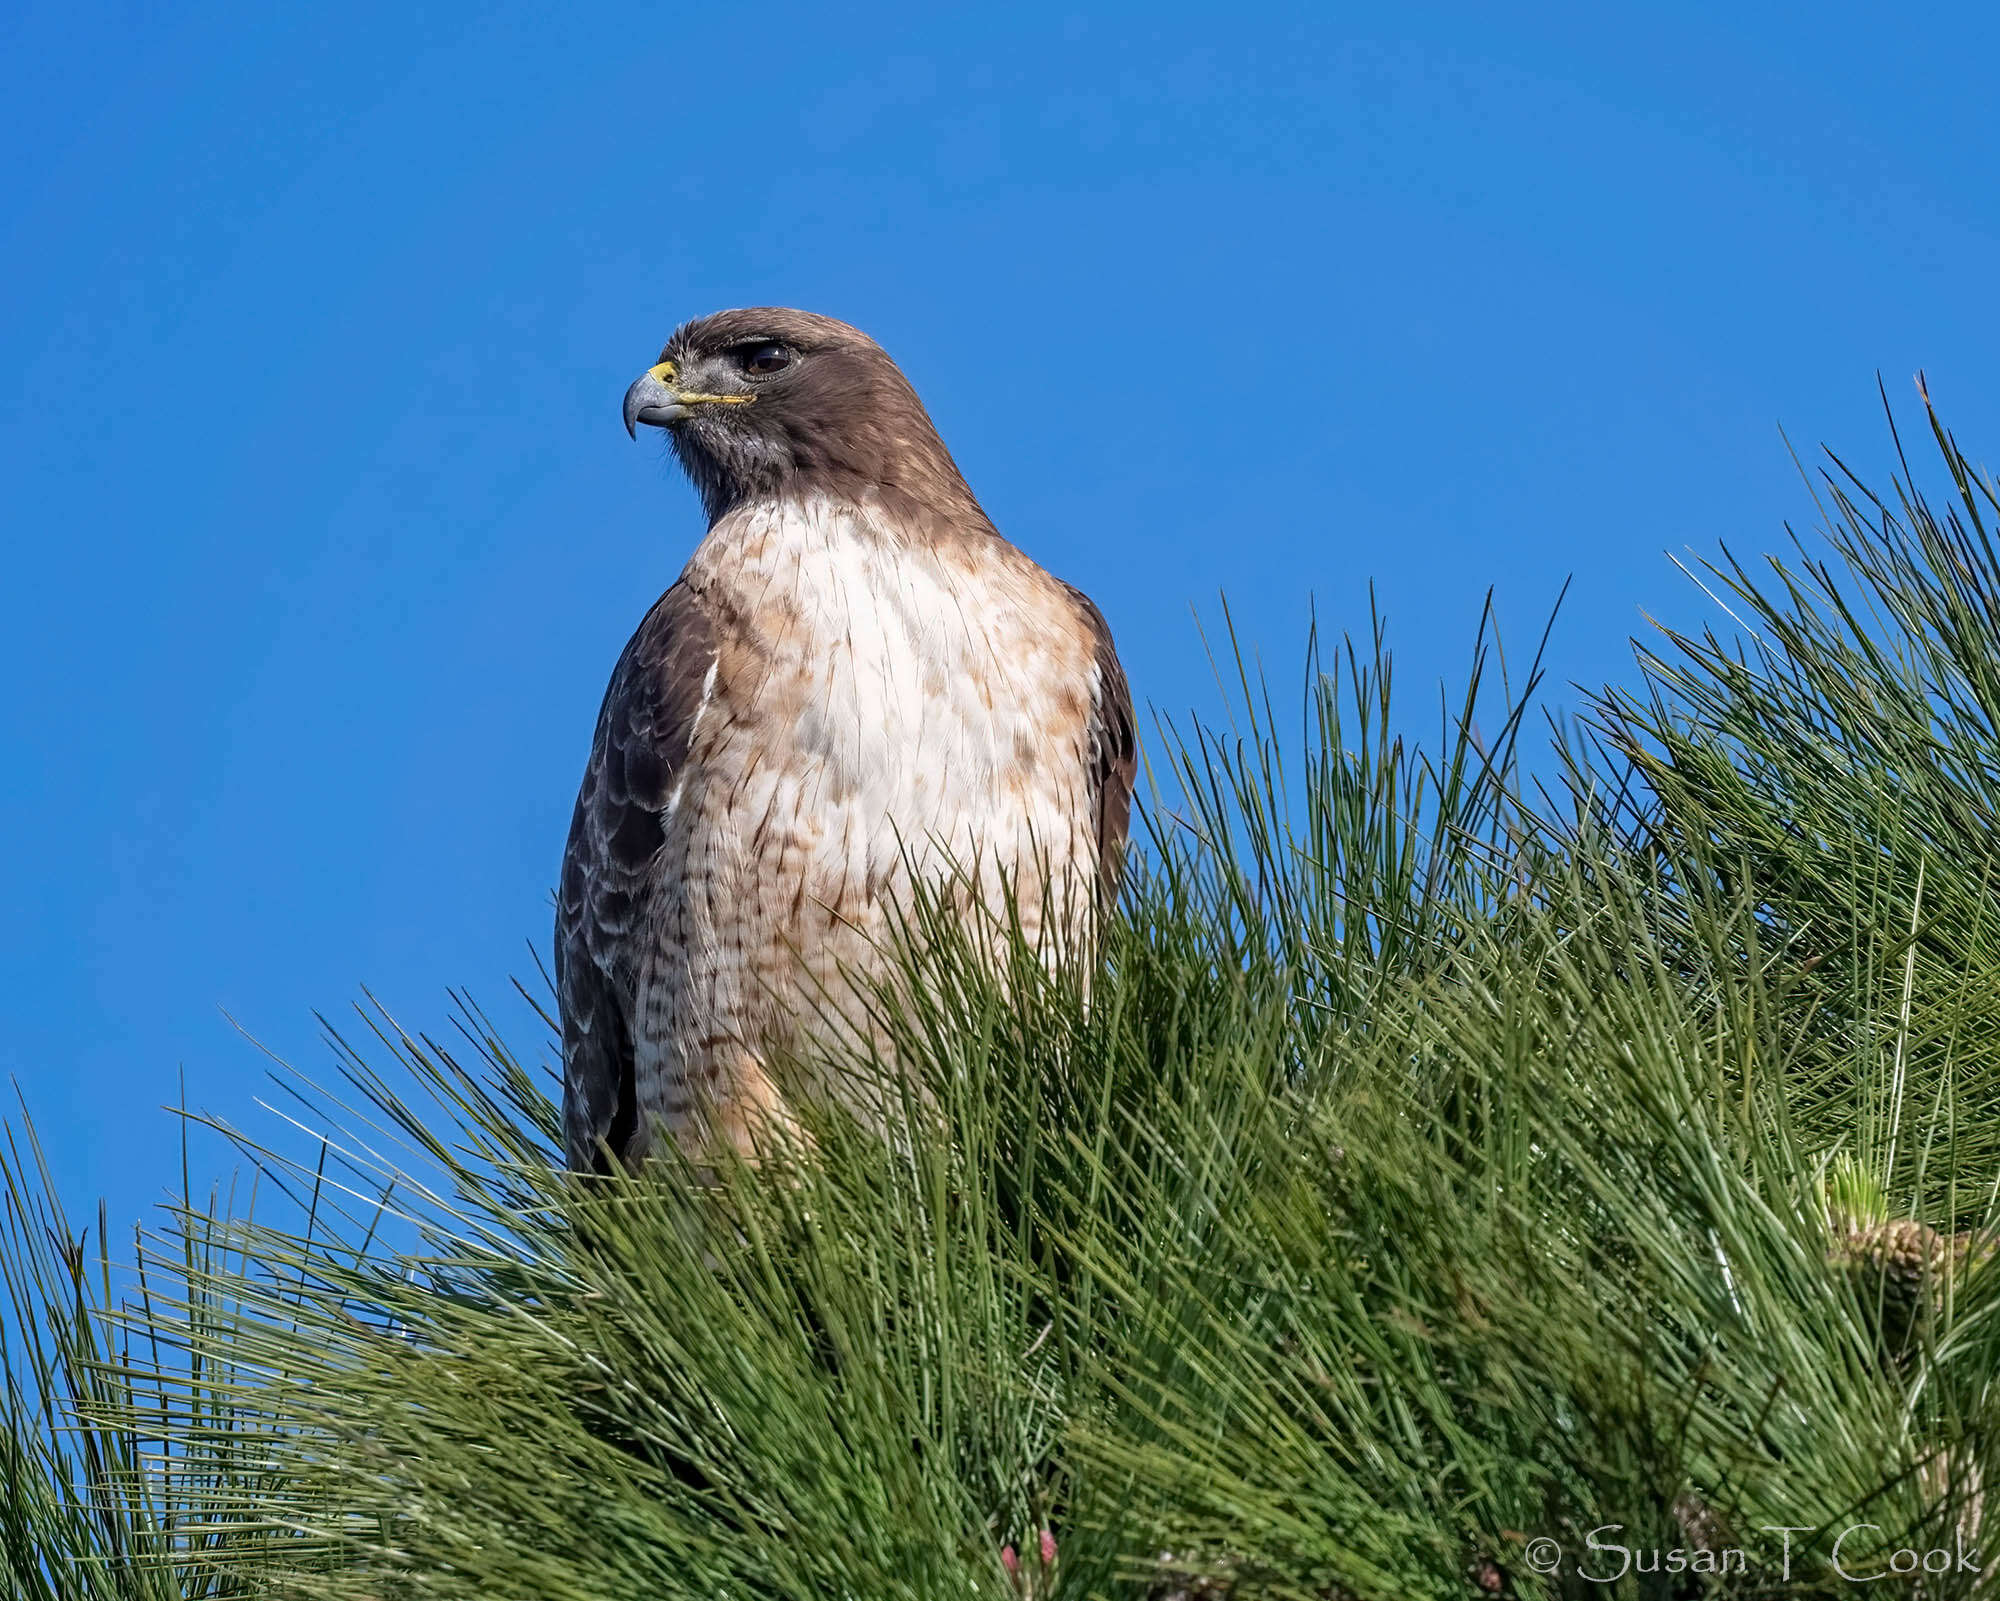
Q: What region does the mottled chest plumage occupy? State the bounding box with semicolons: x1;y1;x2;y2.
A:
643;497;1097;1081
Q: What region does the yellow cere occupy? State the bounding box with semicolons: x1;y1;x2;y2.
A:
645;357;753;406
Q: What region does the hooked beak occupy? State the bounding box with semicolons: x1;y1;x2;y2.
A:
622;359;756;438
623;362;687;437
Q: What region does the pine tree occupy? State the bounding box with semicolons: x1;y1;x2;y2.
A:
7;396;2000;1599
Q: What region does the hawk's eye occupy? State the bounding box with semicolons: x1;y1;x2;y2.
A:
739;342;791;376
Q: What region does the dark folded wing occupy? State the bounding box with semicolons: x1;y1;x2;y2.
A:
556;581;717;1171
1066;585;1138;905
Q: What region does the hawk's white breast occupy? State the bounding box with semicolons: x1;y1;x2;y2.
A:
648;494;1099;1113
701;496;1091;889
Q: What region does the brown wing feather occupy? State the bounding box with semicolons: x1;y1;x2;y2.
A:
556;581;716;1172
1065;585;1138;906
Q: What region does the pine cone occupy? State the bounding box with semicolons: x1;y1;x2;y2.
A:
1147;1551;1236;1600
1672;1489;1730;1555
1146;1552;1359;1601
1829;1215;1950;1352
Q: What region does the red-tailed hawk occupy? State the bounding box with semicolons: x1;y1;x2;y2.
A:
557;308;1136;1171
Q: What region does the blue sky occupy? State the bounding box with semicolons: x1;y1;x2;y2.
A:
6;1;1998;1231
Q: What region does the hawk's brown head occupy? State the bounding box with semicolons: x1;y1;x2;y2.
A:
621;307;981;527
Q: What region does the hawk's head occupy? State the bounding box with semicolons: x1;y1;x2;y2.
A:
622;307;975;525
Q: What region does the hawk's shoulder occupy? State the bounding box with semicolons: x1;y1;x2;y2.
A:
556;579;718;1171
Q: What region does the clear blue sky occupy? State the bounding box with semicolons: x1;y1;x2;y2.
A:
7;1;1998;1232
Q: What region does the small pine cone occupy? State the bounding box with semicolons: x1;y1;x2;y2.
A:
1951;1227;1996;1280
1148;1553;1236;1601
1830;1214;1949;1351
1672;1489;1729;1554
1920;1450;1985;1551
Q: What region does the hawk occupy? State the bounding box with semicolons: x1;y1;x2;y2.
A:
557;308;1137;1171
